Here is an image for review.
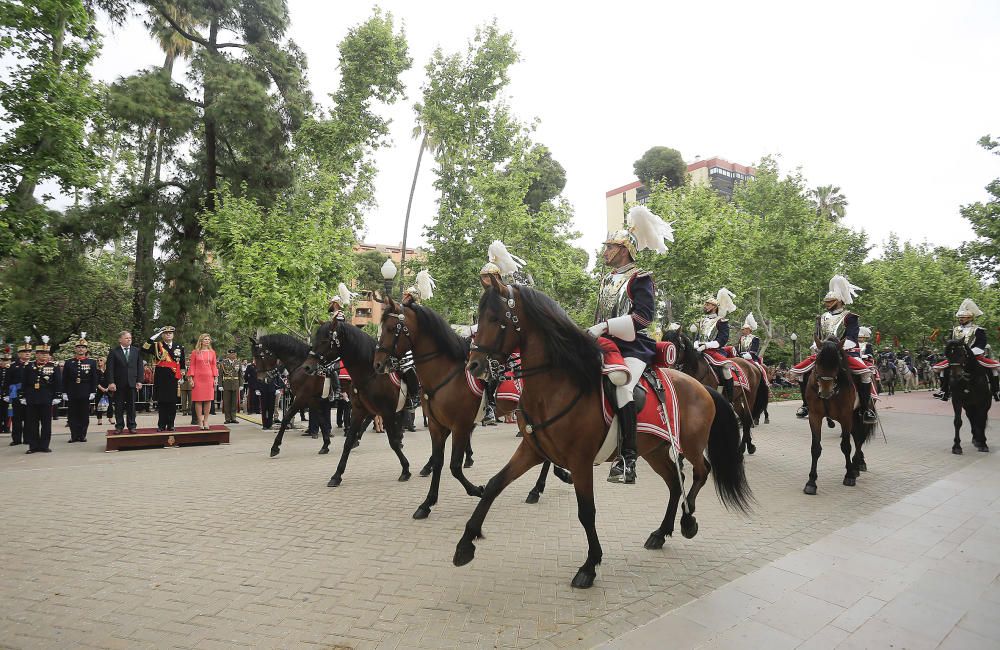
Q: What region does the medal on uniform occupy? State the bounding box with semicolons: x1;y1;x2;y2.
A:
77;377;81;384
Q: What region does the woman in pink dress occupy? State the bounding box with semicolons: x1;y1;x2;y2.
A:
187;333;218;430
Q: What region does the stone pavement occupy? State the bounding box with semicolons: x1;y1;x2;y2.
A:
0;390;992;649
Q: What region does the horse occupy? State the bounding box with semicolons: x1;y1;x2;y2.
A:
251;334;336;457
803;337;877;495
302;320;411;486
661;329;769;455
877;359;896;395
457;279;753;589
372;296;571;518
942;340;992;454
895;360;918;393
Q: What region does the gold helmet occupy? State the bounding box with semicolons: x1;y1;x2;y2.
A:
18;336;32;353
75;331;89;348
603;228;638;260
34;334;51;352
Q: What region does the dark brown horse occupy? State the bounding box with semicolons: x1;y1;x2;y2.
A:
942;339;992;454
303;320;411;487
251;334;338;456
373;297;571;519
457;279;753;588
661;329;769;454
803;337;876;495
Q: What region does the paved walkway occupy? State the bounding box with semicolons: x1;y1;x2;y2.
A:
0;391;994;649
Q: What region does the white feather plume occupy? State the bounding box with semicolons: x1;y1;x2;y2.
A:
859;326;872;338
689;323;698;334
627;205;673;255
827;275;862;305
742;312;757;331
337;282;357;305
24;336;31;344
956;298;983;318
488;240;525;276
415;269;435;300
80;331;87;340
41;335;50;344
716;288;737;318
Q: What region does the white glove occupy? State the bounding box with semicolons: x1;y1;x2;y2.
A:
742;353;752;360
705;341;721;349
52;399;61;405
971;347;984;356
19;398;26;405
1;396;7;402
63;393;69;401
695;341;706;352
89;393;95;400
586;322;608;338
842;340;857;351
255;390;261;396
152;327;164;340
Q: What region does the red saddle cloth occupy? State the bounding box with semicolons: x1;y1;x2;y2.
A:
338;366;351;381
463;352;522;404
598;338;681;453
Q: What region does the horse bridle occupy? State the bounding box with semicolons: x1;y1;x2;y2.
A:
469;285;520;363
376;309;442;370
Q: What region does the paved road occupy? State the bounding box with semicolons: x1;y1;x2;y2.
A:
0;390;987;649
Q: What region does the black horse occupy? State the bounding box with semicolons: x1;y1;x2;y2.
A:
251;334;333;457
943;339;992;454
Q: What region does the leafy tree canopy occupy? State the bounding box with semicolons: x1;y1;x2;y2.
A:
633;146;686;189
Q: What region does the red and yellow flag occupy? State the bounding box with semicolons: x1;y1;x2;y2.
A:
929;328;940;342
875;331;881;345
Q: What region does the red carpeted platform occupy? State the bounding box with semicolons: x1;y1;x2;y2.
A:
104;425;230;452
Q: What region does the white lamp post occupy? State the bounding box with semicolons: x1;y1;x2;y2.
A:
381;259;398;297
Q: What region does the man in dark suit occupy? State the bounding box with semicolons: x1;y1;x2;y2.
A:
106;331;143;433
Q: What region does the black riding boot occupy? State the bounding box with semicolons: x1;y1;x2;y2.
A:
722;376;734;403
939;372;950;401
796;379;809;418
403;368;420;410
607;402;637;484
990;374;999;402
859;382;877;423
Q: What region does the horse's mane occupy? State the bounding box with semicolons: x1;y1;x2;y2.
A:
816;337;848;386
317;320;376;363
663;329;701;368
409;304;470;361
944;339;980;371
482;285;602;393
257;334;310;362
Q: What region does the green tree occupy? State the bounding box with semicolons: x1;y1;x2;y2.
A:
960;135;1000;280
633;146;686;189
808;184;848;222
523;145;566;213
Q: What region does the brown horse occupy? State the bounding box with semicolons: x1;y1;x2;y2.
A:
373;297;573;518
661;329;769;454
803;337;876;495
251;334;338;456
457;279;753;588
303;320;411;487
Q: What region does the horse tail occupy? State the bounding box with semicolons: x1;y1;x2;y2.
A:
751;371;769;421
706;388;755;513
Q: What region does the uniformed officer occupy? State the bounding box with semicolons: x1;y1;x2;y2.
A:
694;288;738;401
20;336;62;453
7;338;33;445
142;325;185;431
0;346;12;434
220;348;242;424
933;298;1000;401
62;333;98;442
735;312;762;363
256;368;280;430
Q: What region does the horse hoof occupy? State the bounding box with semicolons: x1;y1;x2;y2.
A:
977;445;989;453
856;461;867;471
464;458;474;468
803;483;817;495
680;515;698;539
473;485;485;498
843;476;856;487
752;419;760;427
952;445;963;455
764;416;770;424
826;417;835;428
327;476;342;488
525;491;540;504
419;466;432;477
398;471;411;482
453;542;476;567
269;448;279;457
413;506;431;520
747;443;757;455
644;533;666;550
571;568;596;589
318;447;329;455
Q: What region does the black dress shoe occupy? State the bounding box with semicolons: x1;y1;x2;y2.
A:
167;426;174;432
127;429;136;434
41;448;52;452
114;429;124;435
67;439;76;443
25;449;35;454
9;441;22;446
80;438;87;442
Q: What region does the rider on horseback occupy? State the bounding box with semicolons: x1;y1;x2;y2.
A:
790;275;877;424
736;313;761;363
399;270;437;423
587;205;672;485
694;288;738;402
933;299;1000;402
325;283;356;401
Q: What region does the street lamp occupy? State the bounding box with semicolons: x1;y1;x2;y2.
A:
381;258;397;298
790;333;798;364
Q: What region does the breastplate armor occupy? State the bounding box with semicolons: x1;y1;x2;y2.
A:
954;324;976;347
819;309;849;339
595;268;634;324
699;315;720;341
737;334;755;353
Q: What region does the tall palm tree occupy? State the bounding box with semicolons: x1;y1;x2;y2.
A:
809;185;848;222
398;113;444;295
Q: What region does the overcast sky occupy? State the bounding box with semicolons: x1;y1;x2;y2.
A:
93;0;1000;262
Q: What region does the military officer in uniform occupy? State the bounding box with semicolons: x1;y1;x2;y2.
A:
220;348;242;424
588;206;672;484
63;333;98;442
735;313;762;363
694;288;738;402
933;298;1000;401
6;338;32;445
142;325;185;431
0;346;12;434
21;336;62;453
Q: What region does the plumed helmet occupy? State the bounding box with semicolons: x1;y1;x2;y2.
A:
955;298;983;318
75;331;89;347
742;312;757;331
35;334;51;352
604;205;673;260
823;275;862;305
859;326;872;339
18;335;32;352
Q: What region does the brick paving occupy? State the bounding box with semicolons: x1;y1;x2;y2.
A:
0;390;985;649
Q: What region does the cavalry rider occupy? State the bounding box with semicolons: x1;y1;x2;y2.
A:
398;270;437;426
790;275;877;423
858;327;876;363
933;298;1000;402
325;283;357;402
694;288;738;402
736;312;761;363
588;205;672;485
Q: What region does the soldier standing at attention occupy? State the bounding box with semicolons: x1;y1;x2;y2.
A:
0;346;12;435
63;333;98;442
220;349;241;424
7;338;32;446
21;336;62;454
143;325;185;432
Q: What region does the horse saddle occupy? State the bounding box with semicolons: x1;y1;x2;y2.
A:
601;367;667;413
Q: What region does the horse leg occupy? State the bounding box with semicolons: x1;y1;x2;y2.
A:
269;400;300;457
464;440;474;468
680;452;710;539
386;416;411;481
804;417;822;495
526;461;551;504
568;464;603;589
852;427;867;472
318;400;332;454
328;413;372;487
841;428;856;486
642;449;682;549
419;454;434;477
454;443;542;569
952;398;963;454
448;426;484;497
414;424;448;519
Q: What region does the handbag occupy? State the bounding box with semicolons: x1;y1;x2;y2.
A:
98;395;109;410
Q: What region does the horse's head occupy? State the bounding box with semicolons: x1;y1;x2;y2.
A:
304;320;341;376
374;295;413;375
943;339;973;381
467;276;522;379
813;336;846;400
251;338;279;376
